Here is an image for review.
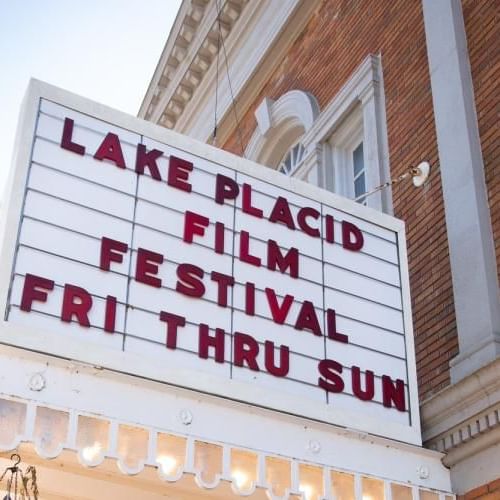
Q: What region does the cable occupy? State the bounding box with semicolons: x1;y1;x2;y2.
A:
215;0;246;157
213;1;221;146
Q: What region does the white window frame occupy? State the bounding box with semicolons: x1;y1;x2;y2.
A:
303;55;391;212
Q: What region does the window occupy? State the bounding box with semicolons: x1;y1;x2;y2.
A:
278;142;305;175
353;142;366;204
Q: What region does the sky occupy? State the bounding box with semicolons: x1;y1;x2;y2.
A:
0;0;182;199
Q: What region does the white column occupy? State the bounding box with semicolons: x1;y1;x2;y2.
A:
422;0;500;382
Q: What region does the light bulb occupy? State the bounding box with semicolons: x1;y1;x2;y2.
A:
157;455;178;475
362;495;374;500
82;441;102;462
300;483;314;500
232;469;250;489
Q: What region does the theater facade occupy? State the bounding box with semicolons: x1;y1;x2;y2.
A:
1;0;498;499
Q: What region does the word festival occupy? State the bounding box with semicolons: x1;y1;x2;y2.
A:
19;118;406;412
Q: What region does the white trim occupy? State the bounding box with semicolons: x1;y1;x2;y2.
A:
246;90;319;165
422;0;500;383
0;355;452;493
1;79;420;447
303;55;391;213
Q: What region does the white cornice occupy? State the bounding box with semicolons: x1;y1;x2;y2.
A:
421;358;500;461
139;0;250;126
176;0;303;140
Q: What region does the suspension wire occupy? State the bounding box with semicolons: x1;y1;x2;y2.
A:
215;0;246;157
213;1;221;146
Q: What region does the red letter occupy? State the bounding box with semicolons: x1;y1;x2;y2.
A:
20;274;54;312
352;366;375;401
104;295;117;333
342;221;364;251
94;133;126;168
297;207;320;237
214;222;225;254
242;183;263;218
176;263;205;298
240;231;261;267
61;118;85;155
100;237;128;271
234;332;259;371
294;301;322;336
265;288;293;324
264;341;289;377
326;309;348;343
168;156;193;192
199;324;225;363
382;376;406;411
269;197;295;230
184;211;209;244
160;311;186;349
318;359;344;392
267;240;299;278
325;214;335;243
135;144;162;180
210;271;234;307
245;282;255;316
135;248;164;288
215;174;239;204
61;284;92;327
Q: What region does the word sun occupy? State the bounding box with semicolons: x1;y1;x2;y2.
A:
19;117;406;412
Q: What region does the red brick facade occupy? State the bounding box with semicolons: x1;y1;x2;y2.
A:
222;0;459;399
458;478;500;500
462;0;500;285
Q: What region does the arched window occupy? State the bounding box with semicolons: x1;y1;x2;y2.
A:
278;142;305;175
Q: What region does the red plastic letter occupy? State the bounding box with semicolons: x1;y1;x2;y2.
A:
352;366;375;401
342;221;364;251
242;183;263;218
264;341;289;377
234;332;260;371
245;282;255;316
198;324;225;363
215;174;239;204
239;231;261;267
168;156;193;192
104;295;117;333
94;133;126;168
100;237;128;271
210;271;234;307
61;118;85;155
160;311;186;349
20;274;54;312
294;301;322;336
184;211;209;244
135;144;162;180
267;240;299;278
61;284;92;327
135;248;164;288
176;263;205;298
265;288;293;324
318;359;344;393
326;309;348;343
269;197;295;230
382;375;406;411
297;207;320;237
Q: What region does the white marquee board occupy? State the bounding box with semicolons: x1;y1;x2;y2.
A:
0;80;421;445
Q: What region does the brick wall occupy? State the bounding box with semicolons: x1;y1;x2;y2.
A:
458;478;500;500
223;0;459;399
462;0;500;285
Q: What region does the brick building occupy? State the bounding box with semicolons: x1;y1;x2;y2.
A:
140;0;500;497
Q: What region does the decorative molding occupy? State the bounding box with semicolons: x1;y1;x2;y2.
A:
139;0;250;128
245;89;319;164
0;394;454;498
421;358;500;465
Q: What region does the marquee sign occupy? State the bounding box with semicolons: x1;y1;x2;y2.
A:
0;81;420;444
